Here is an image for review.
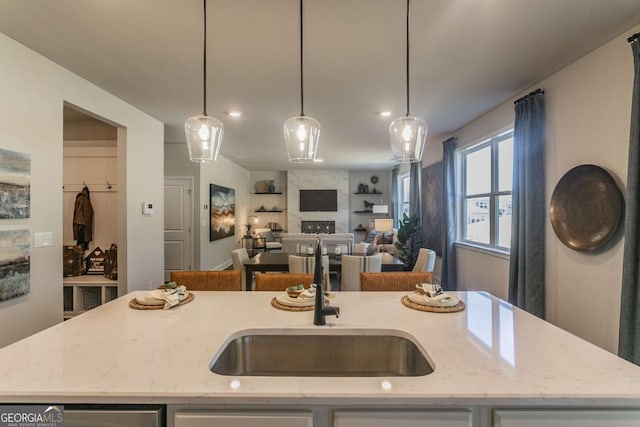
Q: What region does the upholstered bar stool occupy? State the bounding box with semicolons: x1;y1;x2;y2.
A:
170;270;242;291
360;271;433;291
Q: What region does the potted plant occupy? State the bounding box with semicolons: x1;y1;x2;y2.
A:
394;212;421;269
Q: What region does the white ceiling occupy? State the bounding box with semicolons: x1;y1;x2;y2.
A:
1;1;639;171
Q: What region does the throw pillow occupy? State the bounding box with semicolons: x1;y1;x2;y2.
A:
364;229;377;244
372;233;381;245
380;232;394;244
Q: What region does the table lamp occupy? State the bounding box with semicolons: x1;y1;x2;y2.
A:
246;215;258;236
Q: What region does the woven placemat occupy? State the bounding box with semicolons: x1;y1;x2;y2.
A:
129;292;194;310
401;295;465;313
270;297;315;312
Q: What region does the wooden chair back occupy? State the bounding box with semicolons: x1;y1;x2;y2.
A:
170;270;242;291
360;272;433;292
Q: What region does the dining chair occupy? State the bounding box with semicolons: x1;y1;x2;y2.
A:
170;270;242;291
413;248;436;273
288;255;331;290
360;272;433;291
254;273;314;291
340;255;382;291
231;248;250;289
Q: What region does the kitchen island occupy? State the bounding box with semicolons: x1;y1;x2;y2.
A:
1;291;640;426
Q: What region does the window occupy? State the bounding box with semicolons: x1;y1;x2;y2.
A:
399;172;410;217
460;129;513;251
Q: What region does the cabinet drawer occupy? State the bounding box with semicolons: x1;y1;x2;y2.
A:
334;409;472;427
174;411;312;427
493;409;640;427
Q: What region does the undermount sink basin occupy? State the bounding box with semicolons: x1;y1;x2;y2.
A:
210;330;434;377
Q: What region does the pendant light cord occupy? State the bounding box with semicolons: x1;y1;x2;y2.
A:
203;0;208;116
300;0;305;116
405;0;410;117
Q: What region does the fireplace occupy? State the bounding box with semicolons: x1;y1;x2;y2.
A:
301;221;335;234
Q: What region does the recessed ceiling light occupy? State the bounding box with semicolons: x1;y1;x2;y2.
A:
313;158;324;162
379;111;393;117
228;111;242;118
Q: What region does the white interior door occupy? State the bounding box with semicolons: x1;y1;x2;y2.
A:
164;177;193;282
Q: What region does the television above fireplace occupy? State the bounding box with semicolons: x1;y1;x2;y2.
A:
299;189;337;212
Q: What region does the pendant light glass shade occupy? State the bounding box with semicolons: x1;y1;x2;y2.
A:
389;115;427;163
284;115;320;162
185;115;224;162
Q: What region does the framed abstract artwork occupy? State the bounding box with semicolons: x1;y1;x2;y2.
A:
0;148;30;219
0;229;30;302
210;184;235;241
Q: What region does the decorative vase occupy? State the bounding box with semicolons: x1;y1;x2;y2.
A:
268;180;276;193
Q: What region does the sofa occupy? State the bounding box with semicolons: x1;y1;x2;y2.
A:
280;232;354;254
362;228;399;255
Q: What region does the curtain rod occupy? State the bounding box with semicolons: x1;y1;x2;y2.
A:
514;88;544;105
628;32;640;43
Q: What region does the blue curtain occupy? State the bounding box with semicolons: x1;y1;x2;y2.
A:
409;162;423;224
508;89;545;319
391;167;399;228
441;137;457;291
619;33;640;364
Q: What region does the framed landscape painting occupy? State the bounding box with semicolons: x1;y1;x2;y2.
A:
210;184;235;241
0;148;30;219
0;229;30;302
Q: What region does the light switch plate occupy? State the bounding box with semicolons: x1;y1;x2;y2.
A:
34;232;53;248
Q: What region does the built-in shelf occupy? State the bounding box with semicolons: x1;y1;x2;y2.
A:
253;192;283;195
354;192;382;195
255;210;283;213
63;275;118;320
353;210;373;214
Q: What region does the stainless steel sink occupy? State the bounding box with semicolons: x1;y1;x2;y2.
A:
210;331;434;377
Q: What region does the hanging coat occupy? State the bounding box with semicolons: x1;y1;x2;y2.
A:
73;187;94;249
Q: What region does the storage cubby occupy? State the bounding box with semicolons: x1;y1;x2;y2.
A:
63;275;118;320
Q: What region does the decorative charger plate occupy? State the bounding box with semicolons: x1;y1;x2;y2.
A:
129;292;194;310
549;164;622;251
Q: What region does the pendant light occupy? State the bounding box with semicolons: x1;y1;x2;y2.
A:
185;0;224;163
389;0;427;163
284;0;320;163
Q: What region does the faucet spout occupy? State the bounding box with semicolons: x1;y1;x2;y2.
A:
312;240;340;326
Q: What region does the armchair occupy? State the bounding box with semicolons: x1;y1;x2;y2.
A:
253;228;283;253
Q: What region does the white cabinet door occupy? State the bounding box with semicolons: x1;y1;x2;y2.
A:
334;410;472;427
494;409;640;427
174;411;312;427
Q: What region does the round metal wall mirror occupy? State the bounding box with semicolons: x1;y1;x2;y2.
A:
549;164;623;251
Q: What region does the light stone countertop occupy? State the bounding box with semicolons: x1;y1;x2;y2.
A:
1;291;640;406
